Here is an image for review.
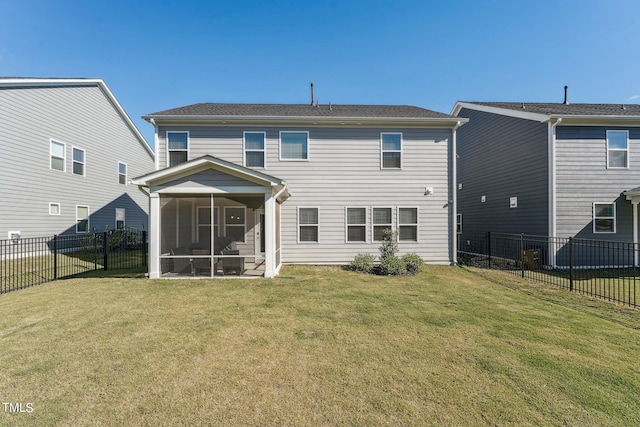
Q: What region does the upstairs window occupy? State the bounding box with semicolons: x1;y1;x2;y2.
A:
73;147;85;176
51;140;65;171
168;132;188;166
280;131;309;161
607;130;628;168
118;162;127;184
381;133;402;169
593;202;616;233
244;132;266;168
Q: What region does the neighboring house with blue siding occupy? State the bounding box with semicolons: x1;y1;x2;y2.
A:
132;103;466;278
0;78;155;241
452;101;640;266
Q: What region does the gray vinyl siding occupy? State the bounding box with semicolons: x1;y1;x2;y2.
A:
156;125;453;264
555;125;639;241
0;85;154;238
455;108;549;236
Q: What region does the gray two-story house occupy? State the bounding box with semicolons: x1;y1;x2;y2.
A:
132;103;466;278
453;101;640;266
0;78;155;240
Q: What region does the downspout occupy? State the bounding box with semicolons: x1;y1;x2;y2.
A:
548;117;562;267
150;118;160;170
451;120;463;265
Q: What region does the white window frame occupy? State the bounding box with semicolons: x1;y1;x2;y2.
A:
456;214;463;234
72;146;86;176
50;139;66;172
224;206;246;243
279;131;309;161
593;202;616;233
197;206;219;243
118;162;127;185
115;208;126;230
606;130;629;169
345;207;367;243
298;207;319;243
372;207;394;242
49;202;61;216
76;205;90;234
167;131;189;167
243;131;266;168
398;207;418;242
381;132;402;169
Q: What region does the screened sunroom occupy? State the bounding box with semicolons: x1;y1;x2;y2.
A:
132;156;289;278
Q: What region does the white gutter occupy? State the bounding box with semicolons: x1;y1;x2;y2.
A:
150;118;160;171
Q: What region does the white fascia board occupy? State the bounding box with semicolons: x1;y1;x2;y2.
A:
452;102;550;122
549;115;640;126
143;115;467;128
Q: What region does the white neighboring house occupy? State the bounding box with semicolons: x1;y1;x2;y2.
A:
132;103;467;278
0;78;155;241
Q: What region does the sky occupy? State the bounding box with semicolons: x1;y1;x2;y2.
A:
2;0;640;147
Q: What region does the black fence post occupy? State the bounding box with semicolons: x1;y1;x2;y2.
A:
487;231;492;270
53;234;58;280
569;237;574;292
142;230;147;267
521;233;525;278
103;231;108;271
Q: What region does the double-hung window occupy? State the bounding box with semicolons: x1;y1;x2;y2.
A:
456;214;463;234
346;208;367;242
593;202;616;233
115;208;125;230
244;132;266;167
168;132;188;166
280;131;308;161
607;130;629;168
73;147;85;176
118;162;127;184
381;133;402;169
398;207;418;241
76;205;90;233
225;207;246;242
51;140;65;171
372;207;393;241
298;208;319;242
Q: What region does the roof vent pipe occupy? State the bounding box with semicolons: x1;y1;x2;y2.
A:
563;85;569;105
310;83;315;106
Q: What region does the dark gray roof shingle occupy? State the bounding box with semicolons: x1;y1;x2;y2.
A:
145;103;453;119
464;102;640;117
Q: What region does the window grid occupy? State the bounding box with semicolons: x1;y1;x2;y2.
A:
118;162;127;185
398;207;418;242
606;130;629;169
167;131;189;167
72;147;85;176
244;131;266;168
381;133;402;169
298;207;319;243
346;207;367;243
50;140;65;172
372;207;393;242
593;202;616;233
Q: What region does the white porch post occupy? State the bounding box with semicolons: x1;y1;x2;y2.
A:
264;191;277;278
149;193;161;279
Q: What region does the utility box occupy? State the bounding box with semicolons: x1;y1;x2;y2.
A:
523;249;541;270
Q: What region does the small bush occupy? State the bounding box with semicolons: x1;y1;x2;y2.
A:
402;253;424;275
349;253;375;273
380;256;407;276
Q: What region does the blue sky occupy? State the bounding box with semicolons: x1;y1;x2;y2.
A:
2;0;640;146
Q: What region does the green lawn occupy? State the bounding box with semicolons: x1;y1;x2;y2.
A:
1;265;639;426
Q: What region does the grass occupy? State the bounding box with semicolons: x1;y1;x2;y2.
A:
0;265;639;426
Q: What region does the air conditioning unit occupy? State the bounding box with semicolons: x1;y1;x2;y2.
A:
8;231;21;244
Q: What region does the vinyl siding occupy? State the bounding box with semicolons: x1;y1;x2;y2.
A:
156;125;453;264
0;85;155;238
555;126;638;241
455;108;549;236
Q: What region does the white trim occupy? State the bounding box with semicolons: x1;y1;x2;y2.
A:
606;130;629;169
398;207;419;242
297;207;319;243
115;207;126;230
255;209;265;261
118;161;127;185
345;207;368;243
224;205;246;243
50;139;66;172
456;213;462;234
593;202;616;234
72;146;86;176
279;131;309;161
372;207;394;242
76;205;90;234
167;131;189;168
380;132;402;169
452;102;551;122
243;131;266;169
49;202;61;216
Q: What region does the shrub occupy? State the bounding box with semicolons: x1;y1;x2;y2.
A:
402;253;424;275
379;229;398;261
349;253;375;273
380;255;407;276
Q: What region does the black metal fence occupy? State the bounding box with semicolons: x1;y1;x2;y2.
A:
0;228;147;294
458;232;638;308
